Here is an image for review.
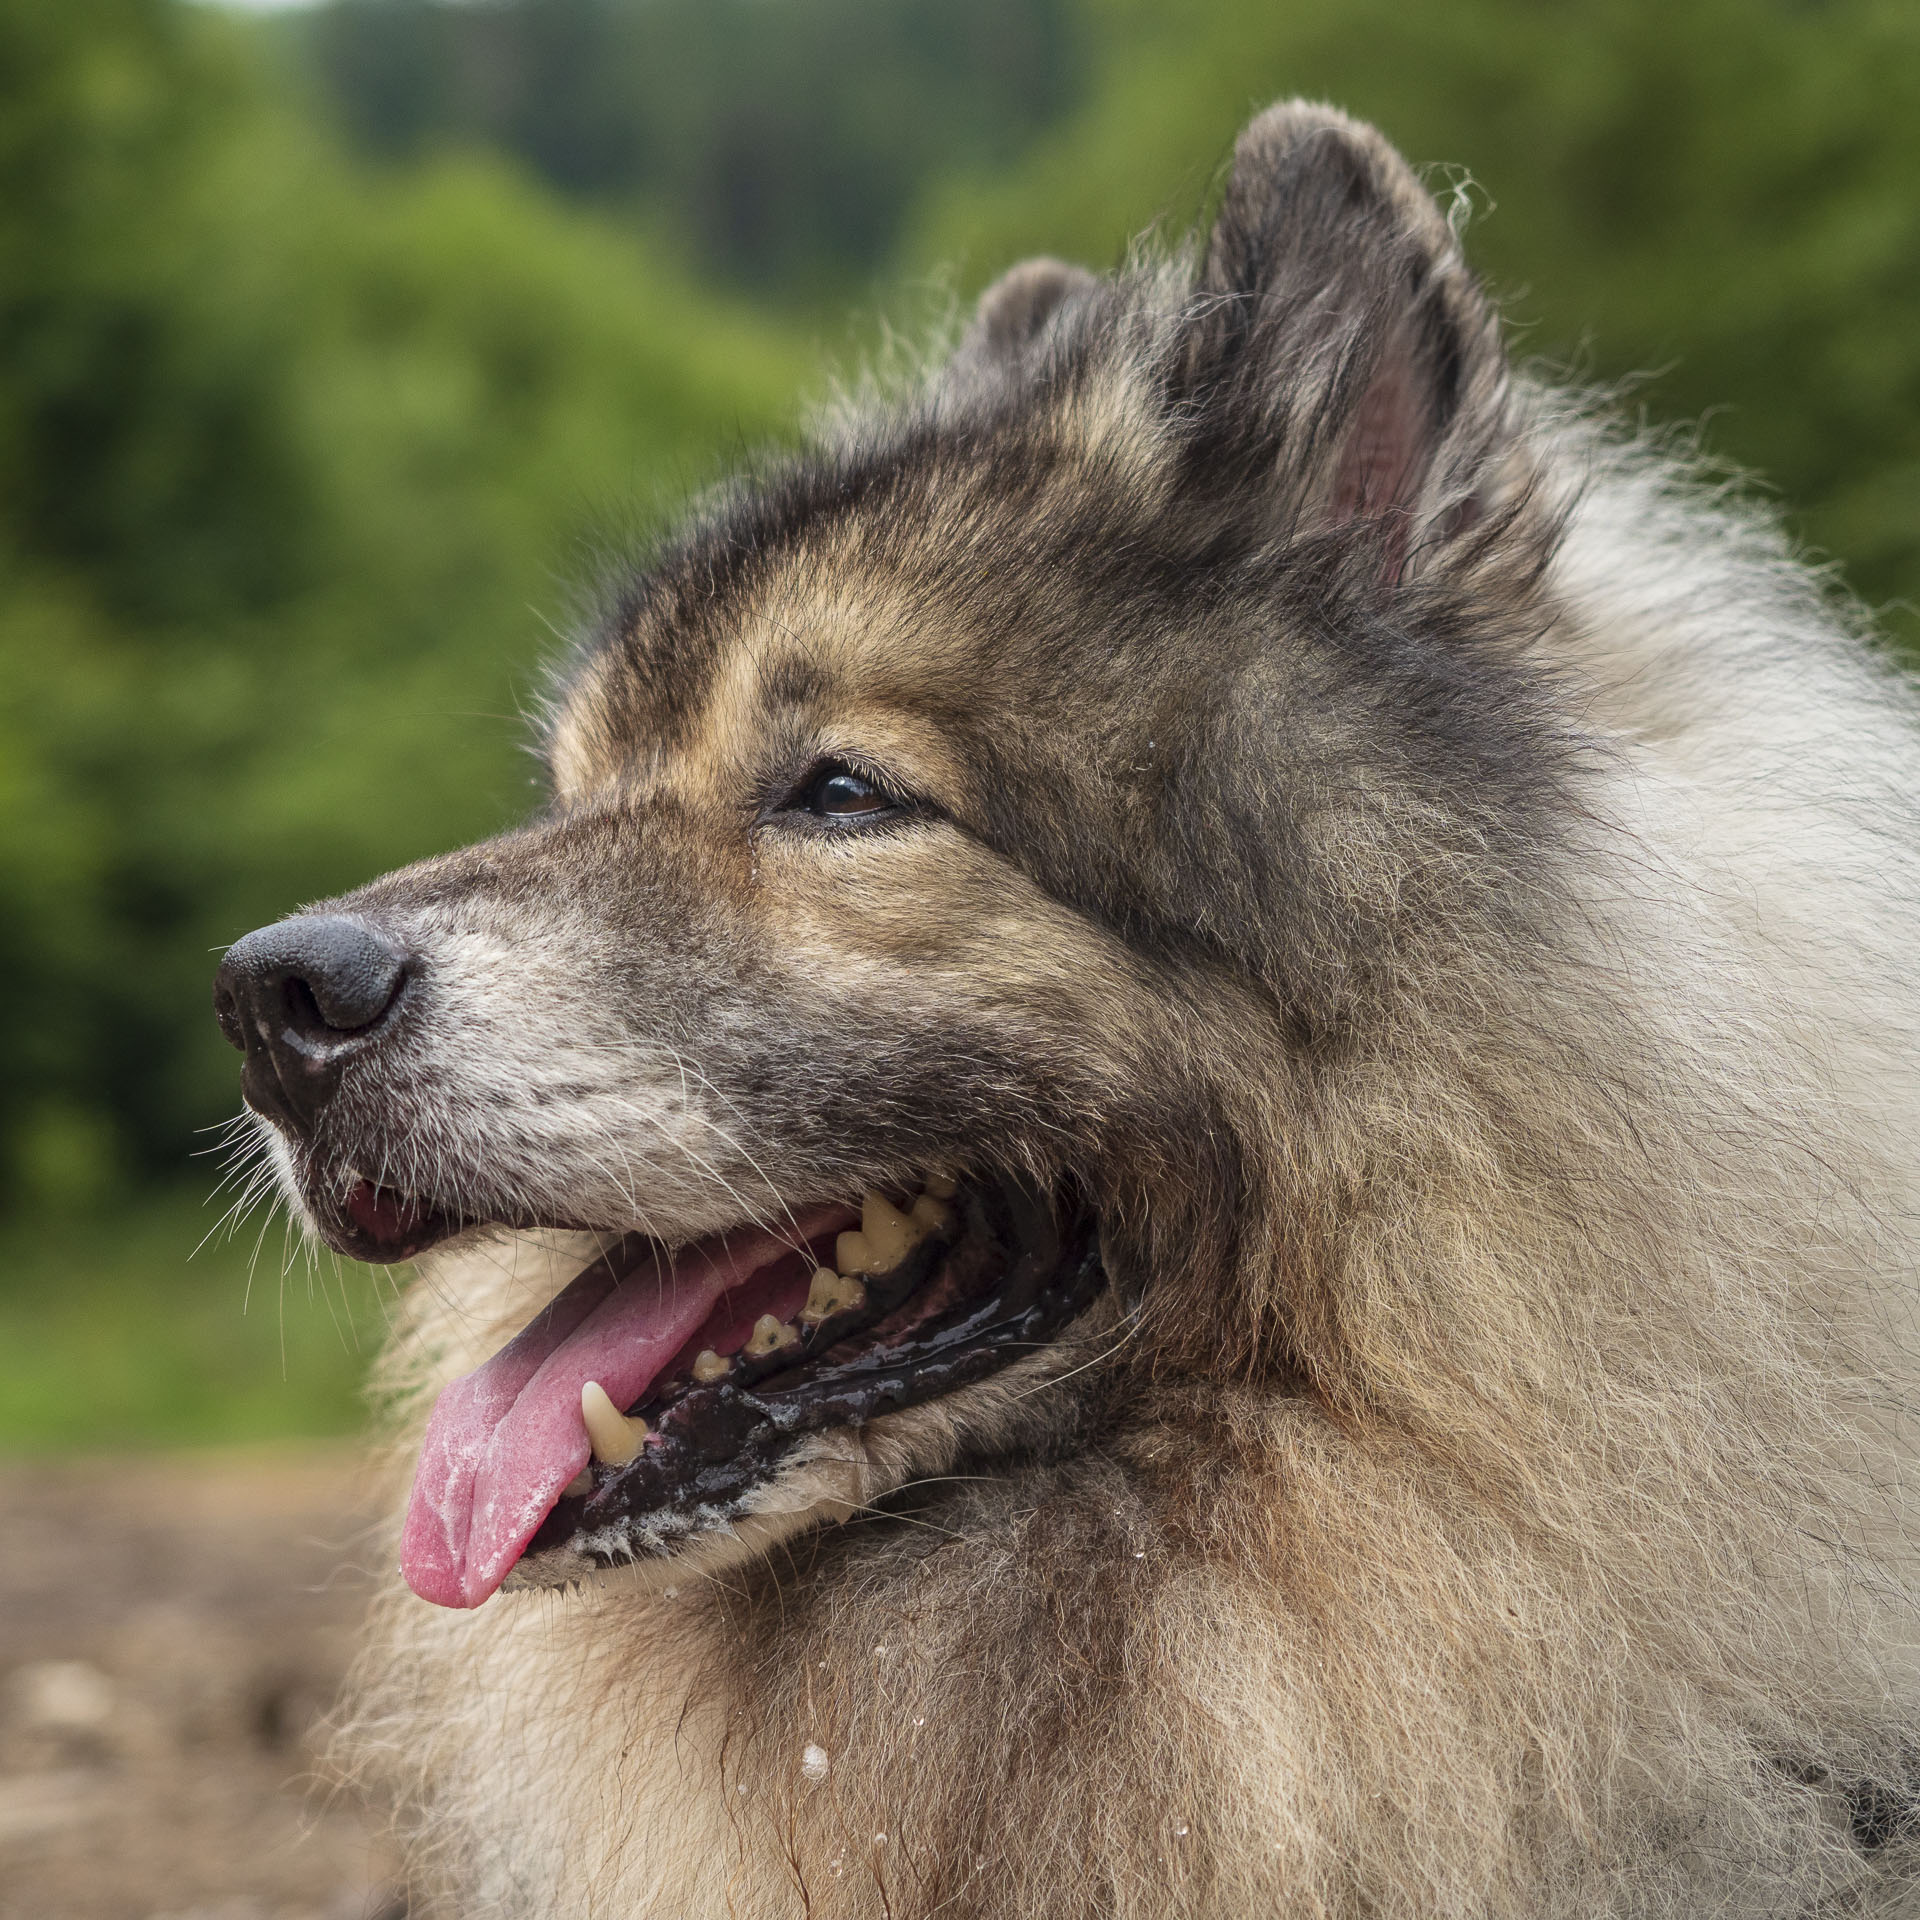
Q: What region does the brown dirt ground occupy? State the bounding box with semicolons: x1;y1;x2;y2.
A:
0;1447;405;1920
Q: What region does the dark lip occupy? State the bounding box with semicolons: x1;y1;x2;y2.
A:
230;967;418;1140
311;1174;465;1264
516;1173;1105;1576
299;1159;587;1264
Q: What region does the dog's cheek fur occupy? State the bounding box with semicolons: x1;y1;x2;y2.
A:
715;824;1920;1920
323;790;1283;1364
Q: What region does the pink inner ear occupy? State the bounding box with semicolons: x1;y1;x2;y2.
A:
1329;355;1429;584
1333;357;1422;524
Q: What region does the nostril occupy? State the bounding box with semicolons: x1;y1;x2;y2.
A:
213;914;413;1136
213;980;246;1052
287;920;410;1034
215;914;412;1056
281;973;331;1042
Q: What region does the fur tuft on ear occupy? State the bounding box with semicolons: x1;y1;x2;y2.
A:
1185;101;1511;583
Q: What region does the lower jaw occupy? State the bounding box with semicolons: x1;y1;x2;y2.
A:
517;1180;1105;1582
507;1479;861;1594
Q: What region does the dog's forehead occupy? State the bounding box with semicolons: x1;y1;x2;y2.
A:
542;400;1189;804
547;542;981;802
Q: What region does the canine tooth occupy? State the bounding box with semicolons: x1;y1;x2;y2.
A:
923;1173;957;1201
691;1348;732;1384
910;1193;953;1234
859;1191;921;1267
745;1313;799;1357
801;1265;867;1325
580;1380;648;1466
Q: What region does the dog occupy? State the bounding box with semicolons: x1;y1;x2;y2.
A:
213;102;1920;1917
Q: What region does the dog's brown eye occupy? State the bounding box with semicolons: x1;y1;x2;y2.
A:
798;762;894;820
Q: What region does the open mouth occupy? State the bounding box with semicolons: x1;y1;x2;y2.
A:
396;1172;1104;1608
334;1175;460;1263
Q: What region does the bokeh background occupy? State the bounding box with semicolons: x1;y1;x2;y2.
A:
1;7;1916;1914
2;0;1916;1454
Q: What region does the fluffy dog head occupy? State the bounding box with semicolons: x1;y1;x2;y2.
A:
225;104;1920;1918
223;105;1565;1536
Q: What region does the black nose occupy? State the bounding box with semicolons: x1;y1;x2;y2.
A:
213;914;412;1134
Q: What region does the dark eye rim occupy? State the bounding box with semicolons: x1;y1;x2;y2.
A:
762;755;920;833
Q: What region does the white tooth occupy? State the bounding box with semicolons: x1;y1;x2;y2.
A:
910;1193;953;1234
744;1314;799;1357
801;1265;867;1325
836;1228;875;1275
581;1380;648;1466
923;1173;958;1201
564;1468;593;1497
691;1348;732;1384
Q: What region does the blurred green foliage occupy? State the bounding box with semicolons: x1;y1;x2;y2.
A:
0;1187;384;1448
0;0;1913;1443
0;0;809;1223
915;0;1920;635
289;0;1079;293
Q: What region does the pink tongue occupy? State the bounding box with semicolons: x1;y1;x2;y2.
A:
401;1211;840;1608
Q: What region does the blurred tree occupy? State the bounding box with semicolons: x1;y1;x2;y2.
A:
0;0;810;1210
295;0;1080;293
913;0;1920;649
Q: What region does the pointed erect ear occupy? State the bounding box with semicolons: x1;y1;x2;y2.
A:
1187;102;1510;581
947;257;1100;396
974;257;1098;358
